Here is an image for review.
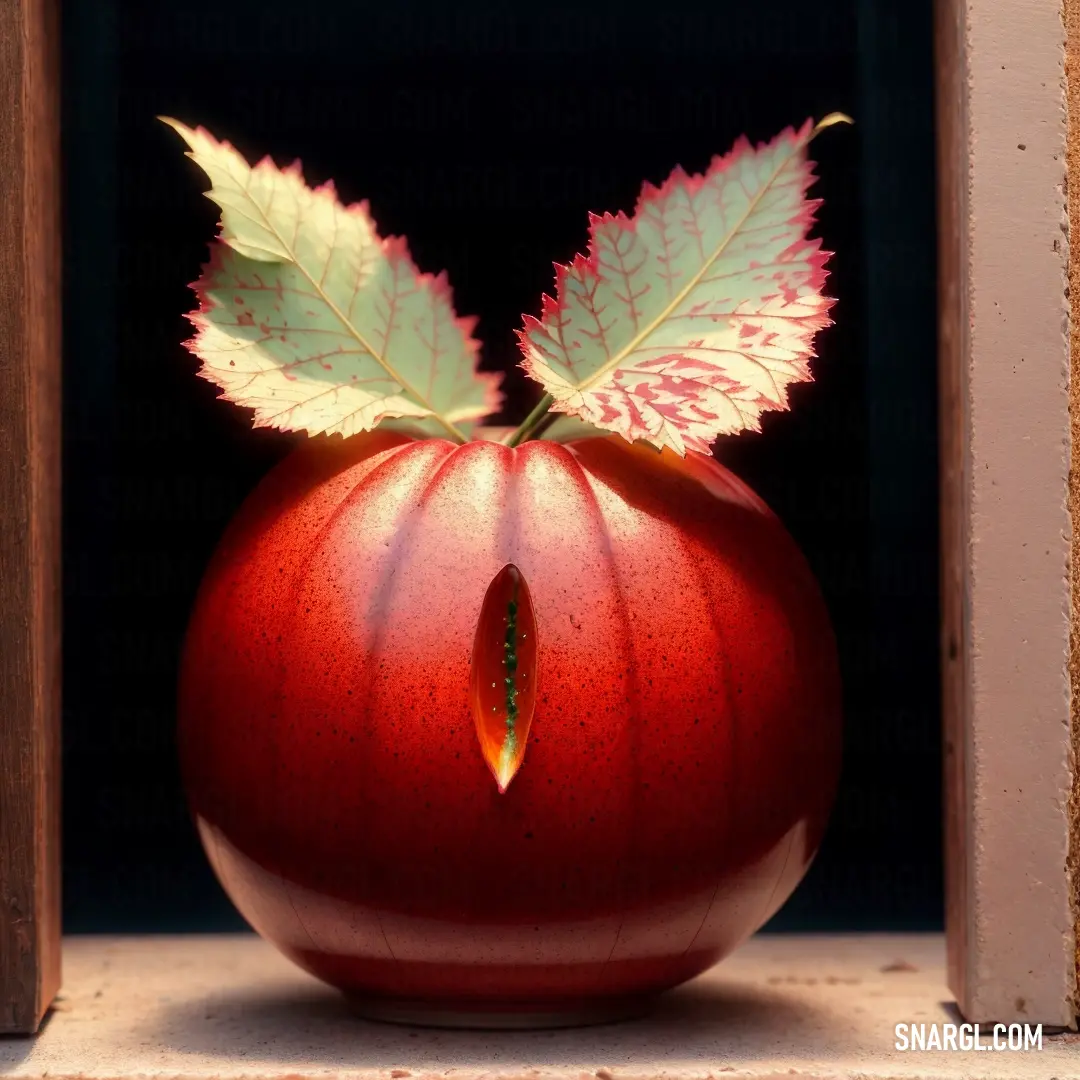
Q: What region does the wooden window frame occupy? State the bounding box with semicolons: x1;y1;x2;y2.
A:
0;0;62;1037
1;0;1076;1036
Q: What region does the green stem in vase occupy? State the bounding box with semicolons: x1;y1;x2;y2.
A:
506;393;554;448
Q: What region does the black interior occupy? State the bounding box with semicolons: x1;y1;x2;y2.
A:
61;0;939;932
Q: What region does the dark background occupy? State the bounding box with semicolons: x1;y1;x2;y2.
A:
62;0;939;932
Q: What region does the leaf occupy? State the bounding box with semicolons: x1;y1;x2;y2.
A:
517;115;846;455
162;118;502;441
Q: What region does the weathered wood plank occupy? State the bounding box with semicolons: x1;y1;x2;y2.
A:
0;0;62;1036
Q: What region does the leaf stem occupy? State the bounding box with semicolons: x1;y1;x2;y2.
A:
505;393;554;448
529;409;560;441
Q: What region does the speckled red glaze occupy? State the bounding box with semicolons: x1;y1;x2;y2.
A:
179;430;841;1017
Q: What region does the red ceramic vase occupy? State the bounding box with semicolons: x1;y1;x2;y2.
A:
179;430;841;1026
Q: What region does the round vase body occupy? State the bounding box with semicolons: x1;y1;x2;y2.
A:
179;431;841;1022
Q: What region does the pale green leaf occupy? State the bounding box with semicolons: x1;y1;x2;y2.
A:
163;118;501;441
518;116;848;455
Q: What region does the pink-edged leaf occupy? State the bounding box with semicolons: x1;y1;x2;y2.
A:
163;118;502;441
518;114;848;455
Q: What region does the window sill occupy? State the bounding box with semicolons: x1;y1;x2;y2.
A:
2;933;1073;1079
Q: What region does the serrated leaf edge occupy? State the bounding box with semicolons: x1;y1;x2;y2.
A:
515;118;838;454
162;117;501;442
